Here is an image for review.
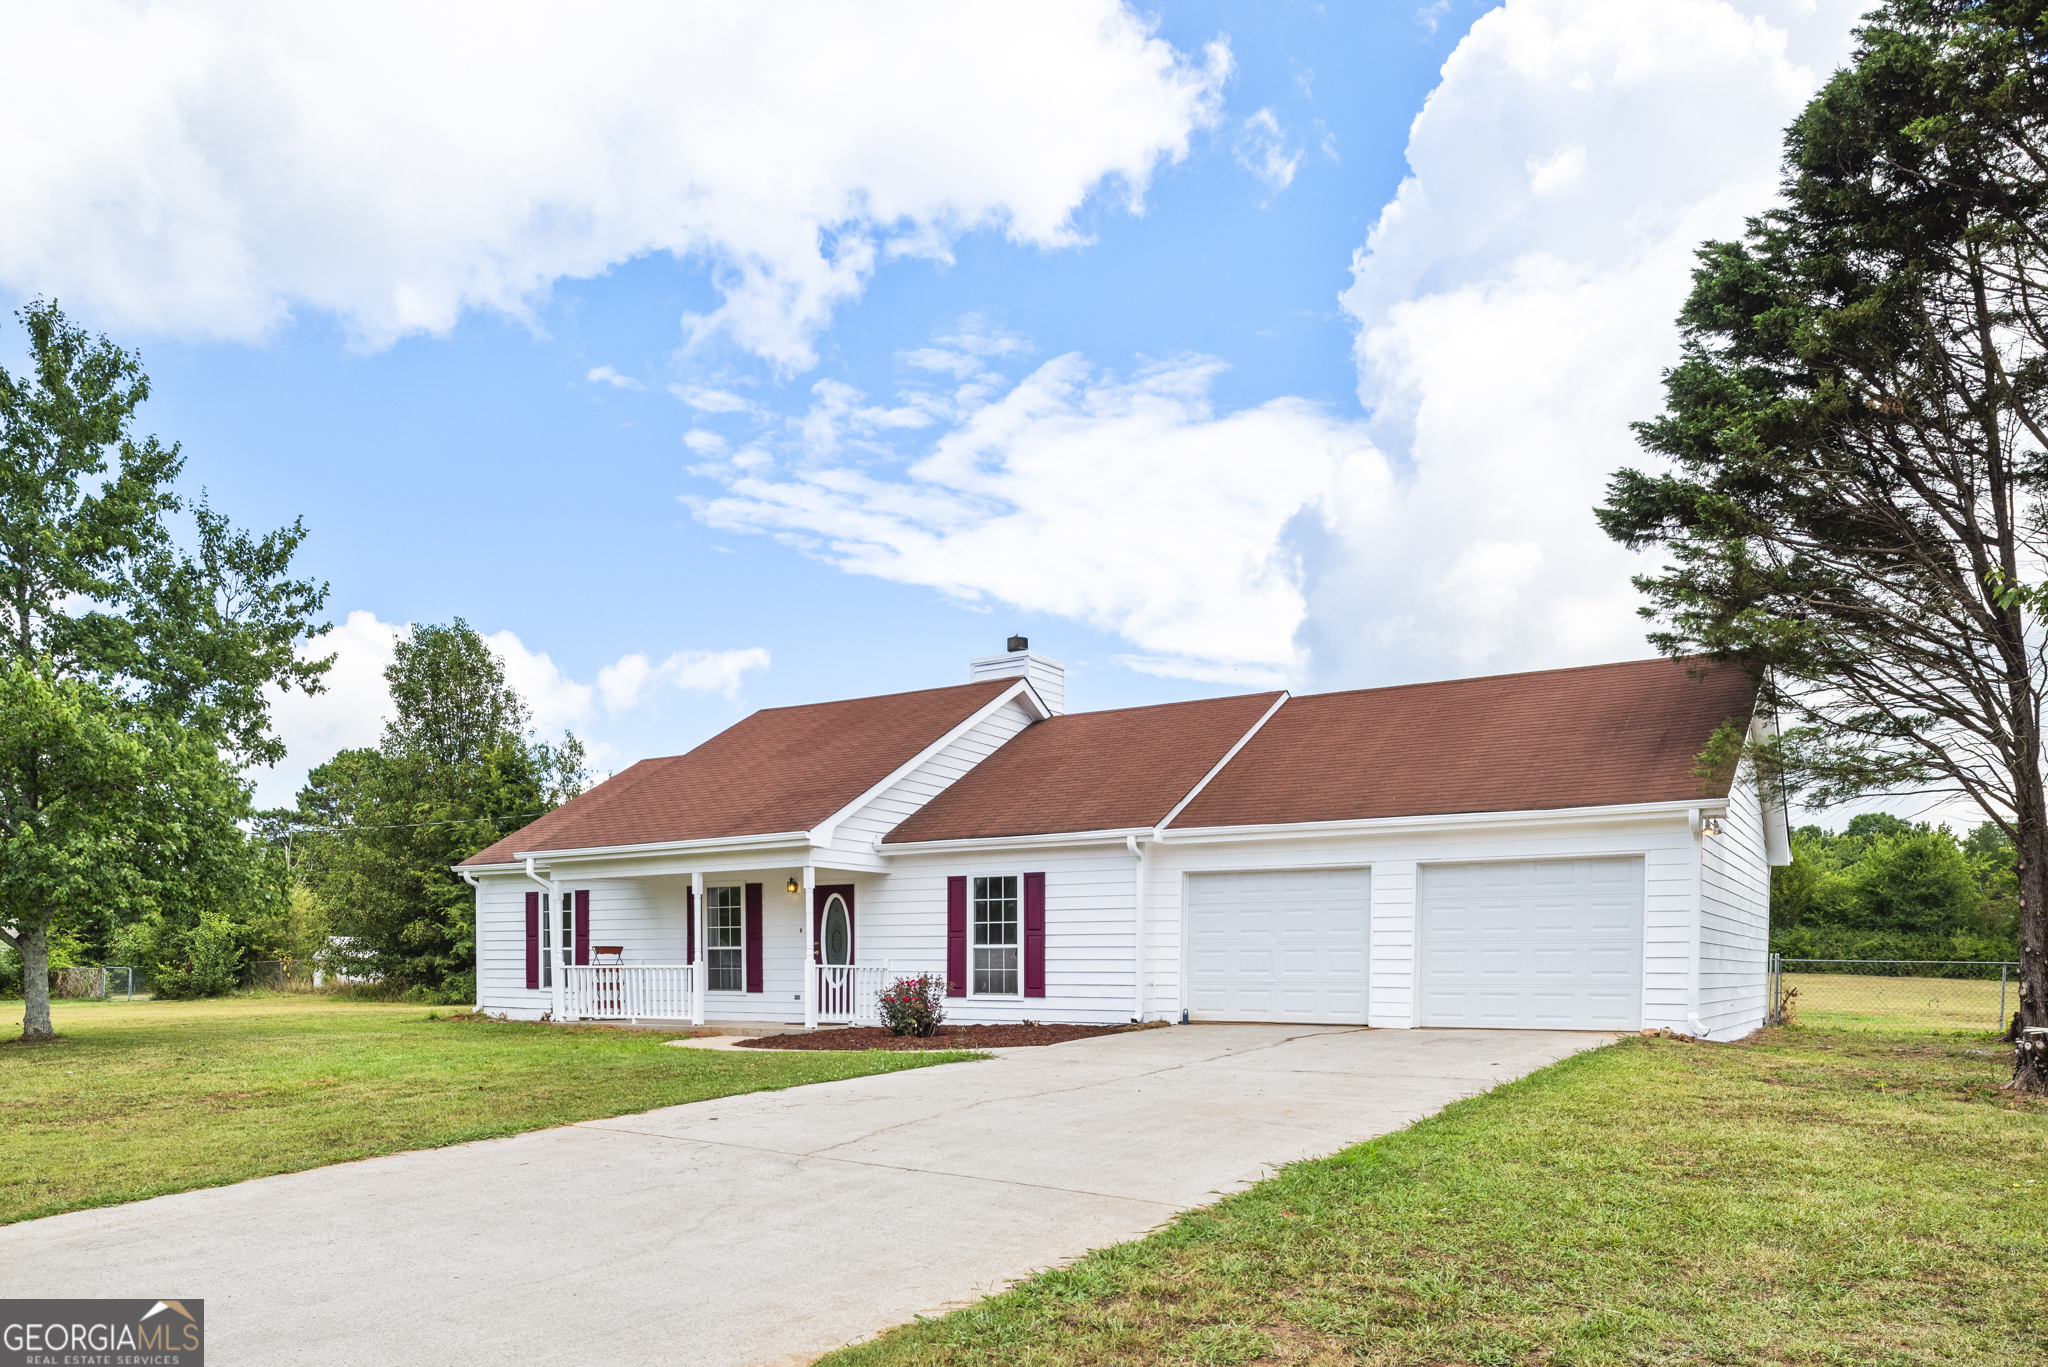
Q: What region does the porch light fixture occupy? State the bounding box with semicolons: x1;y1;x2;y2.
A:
786;876;800;895
1701;816;1724;836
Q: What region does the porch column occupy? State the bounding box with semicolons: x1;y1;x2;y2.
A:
802;864;817;1030
550;875;565;1022
690;871;706;1026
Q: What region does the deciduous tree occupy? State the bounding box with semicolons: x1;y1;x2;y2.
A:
0;302;328;1039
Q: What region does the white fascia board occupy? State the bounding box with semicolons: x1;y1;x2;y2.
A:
808;679;1047;847
1155;691;1291;832
1159;798;1724;846
506;830;811;867
877;826;1157;857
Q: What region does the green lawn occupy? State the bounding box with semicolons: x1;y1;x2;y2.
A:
0;995;976;1226
827;1028;2046;1367
1786;971;2012;1031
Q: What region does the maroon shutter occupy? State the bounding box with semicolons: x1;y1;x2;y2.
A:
524;891;540;990
686;888;696;963
573;889;590;966
1023;872;1046;998
744;883;764;993
946;876;967;997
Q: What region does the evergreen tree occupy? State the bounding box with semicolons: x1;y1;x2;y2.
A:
1599;2;2048;1081
293;620;583;997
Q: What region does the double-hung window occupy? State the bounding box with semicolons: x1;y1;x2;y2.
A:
972;875;1019;995
539;892;577;988
706;885;744;992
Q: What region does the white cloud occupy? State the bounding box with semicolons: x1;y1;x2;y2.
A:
686;0;1869;696
684;430;730;455
693;353;1382;683
251;610;768;806
1299;0;1866;689
1;1;1227;367
1233;109;1302;198
597;648;771;710
586;365;641;389
253;609;405;805
671;385;753;413
482;630;595;736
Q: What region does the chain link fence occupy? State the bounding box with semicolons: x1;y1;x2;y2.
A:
1768;955;2018;1031
244;959;317;991
51;966;145;999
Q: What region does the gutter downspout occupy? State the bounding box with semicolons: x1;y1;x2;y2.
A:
524;858;561;1021
1127;833;1149;1023
690;871;706;1027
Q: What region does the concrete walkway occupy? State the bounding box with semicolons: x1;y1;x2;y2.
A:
4;1025;1607;1366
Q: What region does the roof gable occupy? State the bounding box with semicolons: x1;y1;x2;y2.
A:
461;679;1016;864
1167;657;1754;829
883;691;1286;844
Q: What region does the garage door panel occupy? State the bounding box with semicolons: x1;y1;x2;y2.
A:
1419;858;1643;1030
1187;868;1370;1024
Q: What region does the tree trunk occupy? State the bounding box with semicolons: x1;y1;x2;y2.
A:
2011;781;2048;1089
18;915;53;1041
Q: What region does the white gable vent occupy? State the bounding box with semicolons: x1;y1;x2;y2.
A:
970;636;1065;715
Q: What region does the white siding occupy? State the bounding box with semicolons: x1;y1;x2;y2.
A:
1698;763;1771;1036
861;847;1140;1025
1152;816;1700;1030
475;868;818;1023
474;874;536;1014
828;697;1040;851
474;804;1739;1034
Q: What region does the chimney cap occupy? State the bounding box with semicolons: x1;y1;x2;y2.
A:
1006;635;1029;652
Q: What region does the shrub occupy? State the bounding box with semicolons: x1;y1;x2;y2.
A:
150;916;243;999
876;973;946;1037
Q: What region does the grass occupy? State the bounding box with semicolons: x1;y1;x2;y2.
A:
825;1027;2047;1367
1786;971;2012;1031
0;995;978;1226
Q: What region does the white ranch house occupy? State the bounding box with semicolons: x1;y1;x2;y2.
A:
460;644;1788;1036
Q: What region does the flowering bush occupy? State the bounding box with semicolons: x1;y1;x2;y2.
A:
877;973;946;1037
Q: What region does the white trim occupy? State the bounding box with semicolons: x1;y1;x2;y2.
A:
880;826;1155;856
689;871;706;1025
487;830;811;867
802;864;817;1029
701;883;747;993
1154;691;1291;831
1162;798;1726;844
966;870;1024;999
1127;834;1148;1022
809;680;1050;847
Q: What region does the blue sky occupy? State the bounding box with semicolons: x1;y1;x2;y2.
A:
0;0;1869;806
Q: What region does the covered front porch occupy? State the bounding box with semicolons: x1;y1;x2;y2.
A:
527;861;908;1029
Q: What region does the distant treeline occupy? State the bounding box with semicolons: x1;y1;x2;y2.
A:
1770;813;2020;963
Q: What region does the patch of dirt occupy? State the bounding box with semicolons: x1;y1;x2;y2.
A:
736;1021;1149;1051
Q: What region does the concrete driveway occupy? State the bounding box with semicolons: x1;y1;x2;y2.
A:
5;1025;1606;1366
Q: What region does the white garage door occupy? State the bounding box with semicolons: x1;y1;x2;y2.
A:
1186;868;1369;1023
1419;858;1643;1030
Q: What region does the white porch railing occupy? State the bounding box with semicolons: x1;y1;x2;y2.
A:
562;964;694;1022
816;962;892;1025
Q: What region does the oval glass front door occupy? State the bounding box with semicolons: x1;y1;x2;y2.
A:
822;895;851;966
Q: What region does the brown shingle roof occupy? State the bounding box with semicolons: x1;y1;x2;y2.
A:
460;680;1018;864
883;692;1284;844
1167;657;1755;829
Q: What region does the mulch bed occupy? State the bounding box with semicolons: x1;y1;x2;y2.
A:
735;1021;1156;1051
